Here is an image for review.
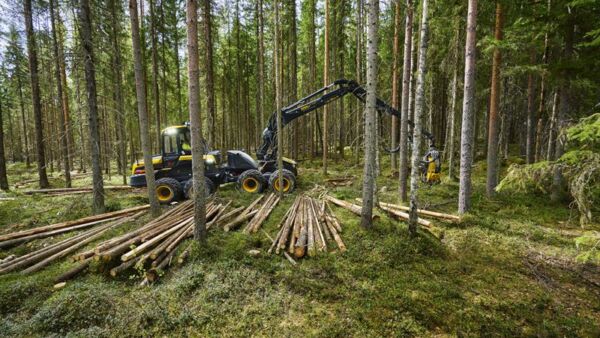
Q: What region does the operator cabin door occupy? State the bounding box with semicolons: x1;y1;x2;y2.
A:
162;130;181;170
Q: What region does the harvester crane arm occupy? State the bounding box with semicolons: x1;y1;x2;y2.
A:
256;78;435;161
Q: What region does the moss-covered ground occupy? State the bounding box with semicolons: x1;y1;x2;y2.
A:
0;157;599;337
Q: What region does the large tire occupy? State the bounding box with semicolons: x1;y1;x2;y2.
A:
184;177;216;199
268;169;296;193
155;178;182;204
237;169;267;193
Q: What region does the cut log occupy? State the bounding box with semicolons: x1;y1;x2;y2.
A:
223;210;258;232
121;216;192;261
110;258;137;277
24;185;133;194
0;204;149;242
55;258;92;283
377;204;432;227
358;199;460;221
325;195;379;220
20;216;135;274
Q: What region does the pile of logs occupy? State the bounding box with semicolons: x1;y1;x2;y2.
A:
268;195;346;260
23;185;136;196
71;199;231;283
0;205;150;249
0;211;147;275
325;176;355;187
223;193;280;233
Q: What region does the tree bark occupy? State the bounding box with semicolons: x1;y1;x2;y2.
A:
408;0;429;236
551;18;574;202
50;0;71;188
79;0;105;213
274;0;284;198
525;48;536;164
546;90;559;160
150;0;161;151
485;2;503;197
446;21;460;179
130;0;161;217
390;1;401;172
458;0;478;214
322;0;330;176
16;74;30;168
23;0;49;188
0;98;8;190
202;0;216;148
398;0;413;202
187;0;207;241
360;0;378;229
109;0;128;185
257;0;265;131
354;0;363;164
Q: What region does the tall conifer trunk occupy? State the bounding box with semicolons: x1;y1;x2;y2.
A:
458;0;478;214
23;0;49;189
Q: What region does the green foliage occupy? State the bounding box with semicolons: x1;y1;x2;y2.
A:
498;114;600;225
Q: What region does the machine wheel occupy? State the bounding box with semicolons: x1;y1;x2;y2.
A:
238;169;267;193
184;177;216;199
155;178;182;204
269;169;296;193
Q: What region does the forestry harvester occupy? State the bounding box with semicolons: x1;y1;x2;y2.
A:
130;79;440;204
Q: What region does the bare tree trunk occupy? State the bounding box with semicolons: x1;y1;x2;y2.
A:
525;48;536;164
458;0;478;214
150;0;161;151
109;0;128;185
202;0;216;148
79;0;105;214
171;6;183;122
257;0;265;131
390;1;401;172
322;0;330;175
130;0;160;217
16;75;30;168
50;0;71;188
360;0;378;229
23;0;49;189
0;98;8;190
354;0;363;164
398;0;413;202
551;19;573;202
546;90;559;160
187;0;207;241
408;0;429;236
446;22;460;179
535;0;551;162
485;2;503;197
274;0;284;197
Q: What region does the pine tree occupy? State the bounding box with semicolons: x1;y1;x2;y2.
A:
187;0;207;241
458;0;478;214
23;0;49;189
79;0;105;213
130;0;161;217
360;0;379;229
408;0;430;236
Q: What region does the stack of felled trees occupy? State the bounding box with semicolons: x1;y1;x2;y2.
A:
269;194;346;260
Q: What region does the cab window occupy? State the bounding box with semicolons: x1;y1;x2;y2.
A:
163;133;178;155
180;130;192;155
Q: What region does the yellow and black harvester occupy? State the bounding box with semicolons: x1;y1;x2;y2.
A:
130;79;440;204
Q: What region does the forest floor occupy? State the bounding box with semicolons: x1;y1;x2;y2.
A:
0;156;599;337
